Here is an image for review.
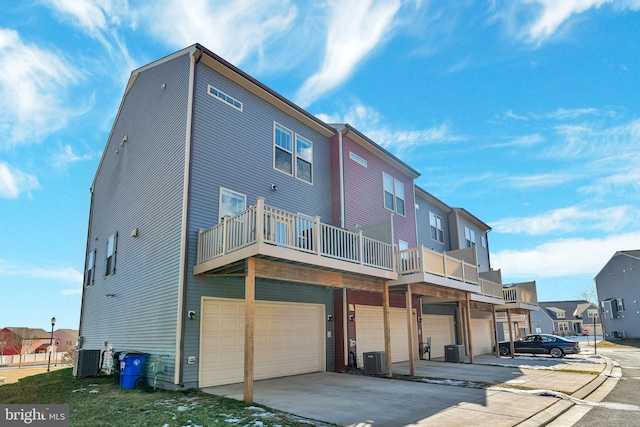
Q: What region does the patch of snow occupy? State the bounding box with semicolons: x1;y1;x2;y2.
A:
246;406;264;411
89;389;99;393
253;422;264;427
72;388;86;393
420;378;483;388
162;424;169;427
224;418;242;423
176;406;190;412
89;384;98;387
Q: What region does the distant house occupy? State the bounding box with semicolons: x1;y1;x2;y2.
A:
531;301;601;336
0;327;52;356
595;250;640;339
54;329;79;353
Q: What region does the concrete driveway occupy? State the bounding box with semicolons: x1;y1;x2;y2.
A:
203;370;560;427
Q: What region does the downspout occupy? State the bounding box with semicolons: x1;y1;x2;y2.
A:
338;129;346;229
175;47;202;387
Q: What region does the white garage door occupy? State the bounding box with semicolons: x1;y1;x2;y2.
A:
355;305;415;365
423;314;455;359
199;298;325;388
471;318;494;355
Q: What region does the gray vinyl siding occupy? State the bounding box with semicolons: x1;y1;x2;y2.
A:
181;60;334;387
80;53;191;387
530;310;554;334
415;196;450;252
448;211;490;272
595;253;640;338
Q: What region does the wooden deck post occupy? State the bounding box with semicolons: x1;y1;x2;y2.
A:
244;257;256;402
456;302;464;347
382;282;392;378
465;292;473;364
406;284;416;376
528;311;533;334
492;306;500;358
507;309;515;358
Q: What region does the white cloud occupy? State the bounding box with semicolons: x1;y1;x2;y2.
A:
492;206;635;235
140;0;297;67
295;0;403;107
0;28;81;146
492;231;640;278
0;162;39;198
317;102;463;157
53;144;94;169
494;0;640;46
0;260;82;284
505;173;574;189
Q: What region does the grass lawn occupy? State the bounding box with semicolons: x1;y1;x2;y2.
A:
0;368;332;427
596;338;640;348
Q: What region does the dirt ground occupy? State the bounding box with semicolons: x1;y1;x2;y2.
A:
0;366;69;385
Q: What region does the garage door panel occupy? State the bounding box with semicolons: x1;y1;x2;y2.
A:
200;298;325;388
355;305;413;365
471;319;493;355
423;314;455;359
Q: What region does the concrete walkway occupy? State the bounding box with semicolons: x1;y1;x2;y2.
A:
203;353;613;427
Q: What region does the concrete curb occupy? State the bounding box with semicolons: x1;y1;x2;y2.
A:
516;357;615;426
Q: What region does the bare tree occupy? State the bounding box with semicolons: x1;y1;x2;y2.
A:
12;328;38;369
576;286;597;304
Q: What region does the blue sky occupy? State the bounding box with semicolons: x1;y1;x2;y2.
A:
2;1;640;330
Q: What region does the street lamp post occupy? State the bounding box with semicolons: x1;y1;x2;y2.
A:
47;317;56;372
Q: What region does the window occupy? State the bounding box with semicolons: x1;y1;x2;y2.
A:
429;212;444;244
349;151;367;167
207;85;243;111
383;172;405;215
616;298;625;312
85;249;96;286
557;310;566;319
105;233;117;276
481;234;487;248
465;227;475;247
219;188;246;221
274;123;293;175
295;135;313;183
398;240;409;251
557;322;569;331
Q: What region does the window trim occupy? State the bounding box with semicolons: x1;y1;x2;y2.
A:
481;234;487;248
273;122;294;177
382;172;406;216
465;226;476;248
349;151;367;167
429;211;444;244
207;85;243;111
557;321;569;331
219;187;247;222
85;249;96;286
295;134;313;184
105;233;118;277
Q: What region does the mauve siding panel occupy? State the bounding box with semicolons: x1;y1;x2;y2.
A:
342;136;417;247
330;134;342;226
81;53;191;388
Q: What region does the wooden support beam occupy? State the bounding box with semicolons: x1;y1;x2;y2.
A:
492;305;500;358
382;282;392;378
528;311;533;334
243;257;256;402
507;309;515;359
465;293;473;364
456;302;464;347
253;257;384;291
406;284;416;376
396;282;467;300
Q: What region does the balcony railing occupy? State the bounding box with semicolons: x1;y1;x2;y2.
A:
502;287;538;305
478;277;504;299
197;197;394;271
395;245;479;285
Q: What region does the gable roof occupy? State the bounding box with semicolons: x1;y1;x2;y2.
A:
4;327;51;339
538;300;597;320
451;207;492;231
414;185;452;213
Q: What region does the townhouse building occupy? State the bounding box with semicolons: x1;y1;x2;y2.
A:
78;44;538;401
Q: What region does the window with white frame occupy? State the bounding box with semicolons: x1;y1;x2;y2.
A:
219;188;246;221
349;151;367;167
481;234;487;248
274;123;293;175
273;122;314;184
429;212;444;244
207;85;243;111
383;172;405;215
295;135;313;183
557;322;569;331
464;227;475;247
85;249;96;286
105;233;117;276
616;298;625;312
